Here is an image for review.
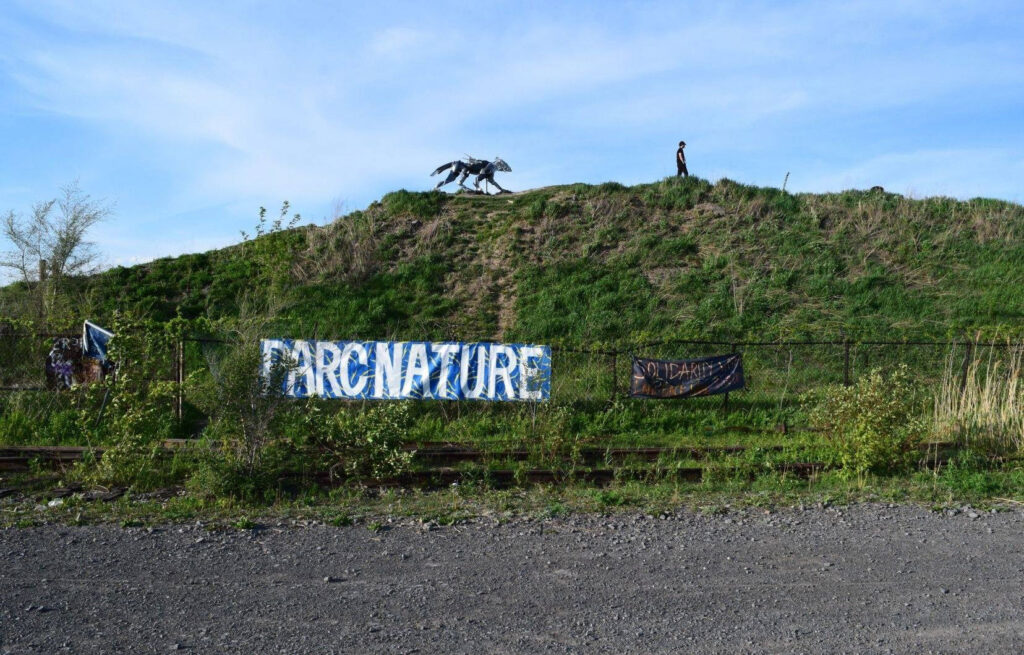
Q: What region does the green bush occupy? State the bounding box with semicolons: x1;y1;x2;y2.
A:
77;315;194;487
0;391;88;446
639;176;709;211
185;450;283;502
805;365;926;479
596;181;627;194
308;401;414;480
37;410;85;445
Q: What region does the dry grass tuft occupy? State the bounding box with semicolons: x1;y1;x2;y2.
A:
932;344;1024;453
294;209;383;283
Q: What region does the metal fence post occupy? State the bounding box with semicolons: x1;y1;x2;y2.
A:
175;338;184;422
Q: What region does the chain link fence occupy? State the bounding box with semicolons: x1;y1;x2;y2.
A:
1;332;1019;429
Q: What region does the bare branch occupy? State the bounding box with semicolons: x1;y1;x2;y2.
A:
1;182;112;283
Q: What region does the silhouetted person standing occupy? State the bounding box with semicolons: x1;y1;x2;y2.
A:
676;141;688;177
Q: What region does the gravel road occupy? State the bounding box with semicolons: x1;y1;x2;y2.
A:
1;503;1022;654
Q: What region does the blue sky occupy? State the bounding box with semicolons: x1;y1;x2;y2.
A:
1;1;1022;277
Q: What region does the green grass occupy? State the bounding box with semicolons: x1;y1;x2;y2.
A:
277;255;459;339
511;259;668;344
6;177;1018;341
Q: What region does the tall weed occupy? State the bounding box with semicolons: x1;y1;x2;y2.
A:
933;345;1023;453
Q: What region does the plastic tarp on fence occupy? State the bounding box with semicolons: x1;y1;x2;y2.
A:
83;321;113;362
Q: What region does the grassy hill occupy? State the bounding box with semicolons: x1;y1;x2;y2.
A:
2;176;1023;505
37;175;1021;344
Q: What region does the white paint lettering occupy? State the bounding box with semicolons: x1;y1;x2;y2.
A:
518;346;545;400
489;345;517;400
374;342;404;399
315;341;344;398
288;340;316;399
432;343;460;399
339;343;369;396
402;342;432;398
460;344;488;399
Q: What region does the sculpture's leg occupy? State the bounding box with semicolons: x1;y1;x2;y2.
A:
488;176;509;193
458;170;472;190
436;170;459;190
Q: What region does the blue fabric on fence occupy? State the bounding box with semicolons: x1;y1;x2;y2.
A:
261;340;551;401
83;321;114;362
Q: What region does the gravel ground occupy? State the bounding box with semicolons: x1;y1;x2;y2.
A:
1;503;1022;654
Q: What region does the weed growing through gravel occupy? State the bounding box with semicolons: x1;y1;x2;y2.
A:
233;516;257;530
326;512;353;527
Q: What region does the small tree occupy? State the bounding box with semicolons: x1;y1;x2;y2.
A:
195;304;296;475
1;182;111;318
805;365;927;482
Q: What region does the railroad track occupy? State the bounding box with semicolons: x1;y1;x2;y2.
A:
0;463;807;501
0;443;823;489
1;442;959;489
0;442;793;472
0;446;99;472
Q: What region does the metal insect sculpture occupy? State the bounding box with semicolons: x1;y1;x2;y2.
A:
431;156;512;194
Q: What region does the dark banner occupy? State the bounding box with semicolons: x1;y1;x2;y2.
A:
630;353;744;399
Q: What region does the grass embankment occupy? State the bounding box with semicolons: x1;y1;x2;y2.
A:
1;177;1023;516
8;176;1019;341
